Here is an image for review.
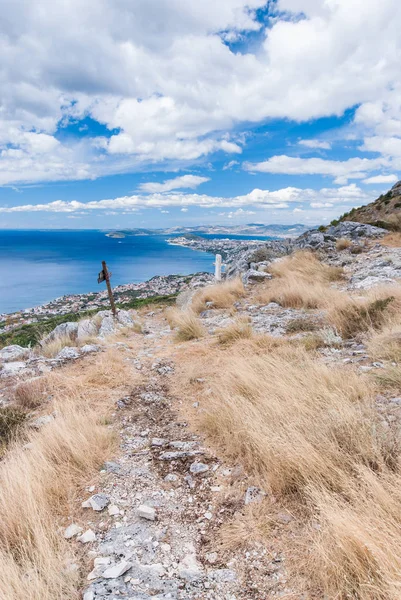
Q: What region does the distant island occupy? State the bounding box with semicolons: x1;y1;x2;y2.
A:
105;223;307;239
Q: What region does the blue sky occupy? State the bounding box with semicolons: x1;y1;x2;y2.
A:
0;0;400;230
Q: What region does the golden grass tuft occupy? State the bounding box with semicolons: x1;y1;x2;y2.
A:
216;317;253;345
336;238;352;250
268;250;344;284
14;377;48;409
191;277;245;314
166;307;205;341
329;285;401;338
0;347;135;600
258;251;345;309
258;278;343;309
366;324;401;363
382;232;401;247
39;334;76;358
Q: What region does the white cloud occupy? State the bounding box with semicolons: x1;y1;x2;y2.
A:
363;174;399;184
1;0;401;184
0;184;372;213
139;174;209;193
244;155;386;184
298;139;331;150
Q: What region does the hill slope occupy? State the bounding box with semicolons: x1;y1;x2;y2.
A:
339;180;401;230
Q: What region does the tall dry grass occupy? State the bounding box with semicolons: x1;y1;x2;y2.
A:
258;251;344;309
191;277;245;313
0;348;134;600
166;307;205;341
329;285;401;338
177;338;401;598
216;317;253;345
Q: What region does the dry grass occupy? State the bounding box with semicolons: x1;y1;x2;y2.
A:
329;286;401;338
39;334;76;358
166;307;205;341
258;251;344;309
0;348;135;600
191;277;245;314
14;377;48;409
216;317;253;345
174;337;401;598
259;278;343;309
366;324;401;363
268;250;344;284
381;232;401;247
336;238;352;250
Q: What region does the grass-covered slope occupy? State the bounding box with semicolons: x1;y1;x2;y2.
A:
336;180;401;230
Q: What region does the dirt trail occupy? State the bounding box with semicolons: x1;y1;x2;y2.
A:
81;309;293;600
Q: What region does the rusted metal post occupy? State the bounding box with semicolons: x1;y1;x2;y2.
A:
102;260;117;317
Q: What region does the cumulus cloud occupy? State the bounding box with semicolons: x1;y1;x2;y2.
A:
298;139;331;150
139;175;210;193
244;155;387;184
1;0;401;185
363;174;399;185
0;184;372;213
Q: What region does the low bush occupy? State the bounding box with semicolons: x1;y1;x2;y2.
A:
0;407;26;447
14;377;48;409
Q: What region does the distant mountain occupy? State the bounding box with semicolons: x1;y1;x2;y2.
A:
337;181;401;230
106;223;307;239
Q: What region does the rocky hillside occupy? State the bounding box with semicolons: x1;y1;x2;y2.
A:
338;180;401;230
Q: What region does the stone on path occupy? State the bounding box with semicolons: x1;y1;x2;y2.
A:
244;486;266;505
102;560;132;579
137;504;156;521
78;529;96;544
82;493;110;511
159;450;204;460
64;523;83;539
189;462;209;474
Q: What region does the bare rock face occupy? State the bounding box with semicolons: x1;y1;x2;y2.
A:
43;322;78;343
77;318;98;340
0;345;30;362
391;180;401;197
98;315;117;337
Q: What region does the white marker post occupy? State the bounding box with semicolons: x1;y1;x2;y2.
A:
214;254;222;281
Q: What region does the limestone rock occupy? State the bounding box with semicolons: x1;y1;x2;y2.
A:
0;345;30;362
244;486;266;505
137;504;156;521
56;346;80;361
102;560;132;579
98;315;117;337
64;523;83;539
189;462;209;474
0;361;27;377
44;322;78;343
82;493;110;512
77;318;98;340
78;529;96;544
30;414;54;429
116;309;133;326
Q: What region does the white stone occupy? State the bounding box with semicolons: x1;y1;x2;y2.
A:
56;346;80;361
178;554;204;582
108;504;120;516
102;560;132;579
137;505;156;521
189;462;209;474
98;315;117;337
0;345;30;362
94;557;111;567
82;493;110;511
78;529;96;544
83;590;95;600
244;486;266;505
77;319;98;340
81;344;101;354
64;523;83;539
1;361;27;377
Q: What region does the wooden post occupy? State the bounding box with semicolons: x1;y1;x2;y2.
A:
102;261;117;317
214;254;222;281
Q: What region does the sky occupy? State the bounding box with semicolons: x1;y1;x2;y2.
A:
0;0;401;230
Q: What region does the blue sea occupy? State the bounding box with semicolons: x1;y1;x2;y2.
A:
0;230;271;314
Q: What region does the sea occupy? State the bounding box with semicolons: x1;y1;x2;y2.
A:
0;230;272;315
